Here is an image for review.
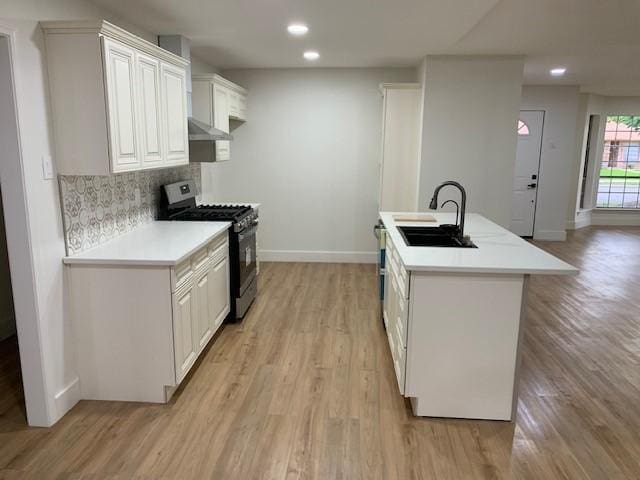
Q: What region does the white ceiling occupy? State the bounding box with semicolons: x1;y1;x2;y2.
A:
89;0;640;96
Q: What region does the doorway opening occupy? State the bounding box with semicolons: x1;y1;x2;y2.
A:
510;110;544;237
0;183;22;422
0;29;51;426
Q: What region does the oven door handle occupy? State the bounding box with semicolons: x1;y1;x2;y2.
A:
238;224;258;242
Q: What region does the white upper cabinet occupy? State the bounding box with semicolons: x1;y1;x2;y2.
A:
42;20;190;175
192;74;248;162
136;52;163;168
103;38;141;172
213;83;231;161
160;62;189;165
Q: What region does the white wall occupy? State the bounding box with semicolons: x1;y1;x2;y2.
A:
1;0;155;426
417;56;525;227
520;86;581;240
190;54;219;75
200;68;416;262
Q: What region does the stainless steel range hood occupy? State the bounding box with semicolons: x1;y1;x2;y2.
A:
188;117;232;141
158;35;231;161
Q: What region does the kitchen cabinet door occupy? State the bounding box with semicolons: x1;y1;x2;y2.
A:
172;283;198;383
228;90;240;119
208;254;230;331
136;53;163;168
194;268;214;353
102;38;141;172
213;83;230;161
239;94;248;121
161;62;189;166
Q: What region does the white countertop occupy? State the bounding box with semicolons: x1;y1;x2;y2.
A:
63;221;231;266
380;212;578;275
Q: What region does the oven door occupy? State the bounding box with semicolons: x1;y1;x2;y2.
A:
237;223;258;295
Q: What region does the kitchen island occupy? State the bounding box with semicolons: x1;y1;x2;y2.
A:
379;212;577;420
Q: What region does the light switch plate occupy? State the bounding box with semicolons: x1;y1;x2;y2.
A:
41;155;54;180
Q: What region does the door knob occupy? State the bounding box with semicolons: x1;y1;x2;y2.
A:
527;183;537;189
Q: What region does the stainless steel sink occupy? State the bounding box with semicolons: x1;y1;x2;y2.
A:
398;226;477;248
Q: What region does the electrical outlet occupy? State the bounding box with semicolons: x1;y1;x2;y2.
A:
42;155;54;180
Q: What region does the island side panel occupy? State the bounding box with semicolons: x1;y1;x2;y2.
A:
67;264;176;402
406;272;525;420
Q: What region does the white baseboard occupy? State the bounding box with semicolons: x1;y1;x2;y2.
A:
53;377;80;422
567;210;592;230
259;249;377;264
591;210;640;226
533;230;567;241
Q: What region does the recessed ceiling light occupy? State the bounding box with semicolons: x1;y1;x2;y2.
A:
550;67;566;77
287;23;309;36
303;50;320;61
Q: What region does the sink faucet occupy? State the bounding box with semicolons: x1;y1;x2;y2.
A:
428;181;467;238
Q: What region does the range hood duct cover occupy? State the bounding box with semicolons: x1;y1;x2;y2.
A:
188;117;233;142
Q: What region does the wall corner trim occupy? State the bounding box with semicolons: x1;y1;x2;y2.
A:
52;377;80;425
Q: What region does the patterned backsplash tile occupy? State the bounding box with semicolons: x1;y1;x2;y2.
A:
59;164;201;255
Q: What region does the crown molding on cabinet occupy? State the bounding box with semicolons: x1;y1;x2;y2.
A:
192;73;248;95
379;82;421;94
40;20;189;69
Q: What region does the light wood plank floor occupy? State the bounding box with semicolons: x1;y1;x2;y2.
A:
1;226;640;479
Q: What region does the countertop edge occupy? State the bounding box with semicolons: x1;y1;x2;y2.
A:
63;222;232;267
380;212;579;276
405;265;579;275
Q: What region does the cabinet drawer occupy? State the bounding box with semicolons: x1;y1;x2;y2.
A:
209;241;228;266
172;258;193;291
208;233;228;258
192;246;209;273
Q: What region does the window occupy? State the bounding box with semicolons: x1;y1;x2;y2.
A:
517;119;530;136
597;115;640;208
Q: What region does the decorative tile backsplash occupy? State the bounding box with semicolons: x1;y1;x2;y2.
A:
59;164;201;255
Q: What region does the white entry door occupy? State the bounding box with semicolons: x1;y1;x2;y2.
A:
510;111;544;237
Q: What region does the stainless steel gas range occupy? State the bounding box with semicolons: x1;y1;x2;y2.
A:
159;180;258;321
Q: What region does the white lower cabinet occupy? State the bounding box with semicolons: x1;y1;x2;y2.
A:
67;231;230;403
173;282;198;383
383;235;408;394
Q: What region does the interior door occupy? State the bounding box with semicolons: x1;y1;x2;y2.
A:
510;111;544;237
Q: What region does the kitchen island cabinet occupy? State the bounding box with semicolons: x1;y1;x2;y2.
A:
380;212;577;420
63;221;230;402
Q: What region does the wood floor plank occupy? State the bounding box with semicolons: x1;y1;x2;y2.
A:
1;226;640;478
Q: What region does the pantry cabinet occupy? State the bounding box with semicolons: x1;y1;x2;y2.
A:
41;20;189;175
192;74;248;162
